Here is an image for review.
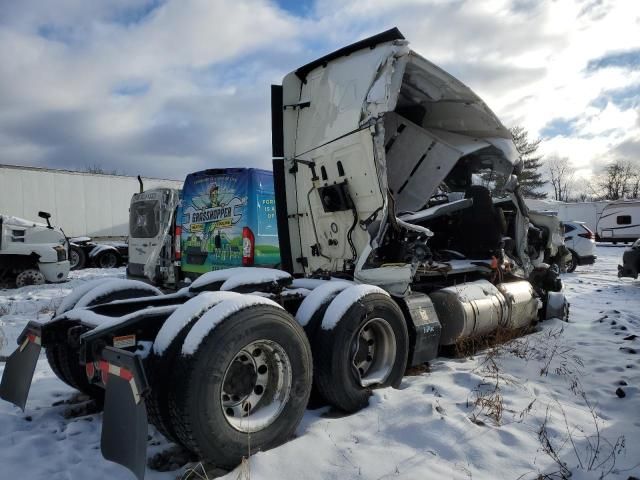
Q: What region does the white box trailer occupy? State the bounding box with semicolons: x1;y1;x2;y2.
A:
559;202;609;233
0;164;183;238
524;199;609;234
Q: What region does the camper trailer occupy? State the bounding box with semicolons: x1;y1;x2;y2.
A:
597;200;640;243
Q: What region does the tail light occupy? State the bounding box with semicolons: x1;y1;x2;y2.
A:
242;227;255;266
174;225;182;260
578;226;595;240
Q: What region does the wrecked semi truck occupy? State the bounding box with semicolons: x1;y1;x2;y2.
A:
127;187;181;286
0;212;69;287
0;29;567;479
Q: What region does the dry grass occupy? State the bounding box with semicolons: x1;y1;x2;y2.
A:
454;325;534;359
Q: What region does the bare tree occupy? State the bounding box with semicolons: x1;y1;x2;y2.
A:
597;160;635;200
547;157;575;202
630;168;640;198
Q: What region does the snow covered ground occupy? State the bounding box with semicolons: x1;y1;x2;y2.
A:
1;248;639;480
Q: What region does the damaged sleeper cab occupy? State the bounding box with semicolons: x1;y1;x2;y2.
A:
1;28;567;480
275;28;562;301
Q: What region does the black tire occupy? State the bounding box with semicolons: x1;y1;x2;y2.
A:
314;292;408;413
69;246;86;270
145;355;179;442
49;343;105;403
96;251;120;269
301;300;339;407
72;281;160;311
146;318;203;443
168;305;312;468
566;251;578;273
45;345;73;388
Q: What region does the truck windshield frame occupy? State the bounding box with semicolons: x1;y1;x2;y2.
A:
129;200;160;239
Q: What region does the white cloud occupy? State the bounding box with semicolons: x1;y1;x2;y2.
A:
0;0;638;182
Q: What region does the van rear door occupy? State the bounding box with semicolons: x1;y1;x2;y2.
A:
179;169;249;277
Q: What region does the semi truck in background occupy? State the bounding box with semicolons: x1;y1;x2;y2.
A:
0;212;70;287
1;29;568;480
127;187;181;287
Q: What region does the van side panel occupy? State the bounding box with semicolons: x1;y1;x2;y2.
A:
250;169;280;266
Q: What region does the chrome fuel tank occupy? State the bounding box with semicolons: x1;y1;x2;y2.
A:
429;280;508;346
496;281;539;329
429;280;539;346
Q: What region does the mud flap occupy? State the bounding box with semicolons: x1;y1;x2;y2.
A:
0;327;42;410
100;346;149;480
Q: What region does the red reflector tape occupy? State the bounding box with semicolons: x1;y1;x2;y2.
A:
20;333;41;352
97;360;140;404
86;362;95;379
120;368;134;382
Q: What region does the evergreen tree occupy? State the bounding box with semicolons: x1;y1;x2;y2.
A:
479;126;546;198
511;126;547;199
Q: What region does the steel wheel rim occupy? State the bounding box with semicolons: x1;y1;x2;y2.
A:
565;257;574;272
70;250;80;269
220;339;292;433
16;269;45;287
100;253;118;268
351;317;396;388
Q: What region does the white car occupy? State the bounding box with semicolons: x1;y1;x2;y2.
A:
563;220;597;272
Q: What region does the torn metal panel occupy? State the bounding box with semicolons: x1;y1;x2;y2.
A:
290;42;408;158
279;28;523;284
398;53;511;140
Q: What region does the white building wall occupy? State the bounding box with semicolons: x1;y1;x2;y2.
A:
0;165;183;238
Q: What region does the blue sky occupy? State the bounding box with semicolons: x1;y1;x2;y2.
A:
0;0;638;191
274;0;315;17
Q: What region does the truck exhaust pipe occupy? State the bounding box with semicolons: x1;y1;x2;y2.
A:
137;175;144;193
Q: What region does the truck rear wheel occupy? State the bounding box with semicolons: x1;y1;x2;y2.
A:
69;246;86;270
314;292;408;413
169;305;312;469
46;280;161;400
15;269;45;288
95;251;120;269
147;292;243;442
46;344;105;402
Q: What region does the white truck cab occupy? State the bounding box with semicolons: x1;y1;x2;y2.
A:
127;188;181;287
273;28;559;297
0;212;70;287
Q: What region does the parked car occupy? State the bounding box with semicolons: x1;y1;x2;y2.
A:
69;237;128;270
618;238;640;279
563;221;597;272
